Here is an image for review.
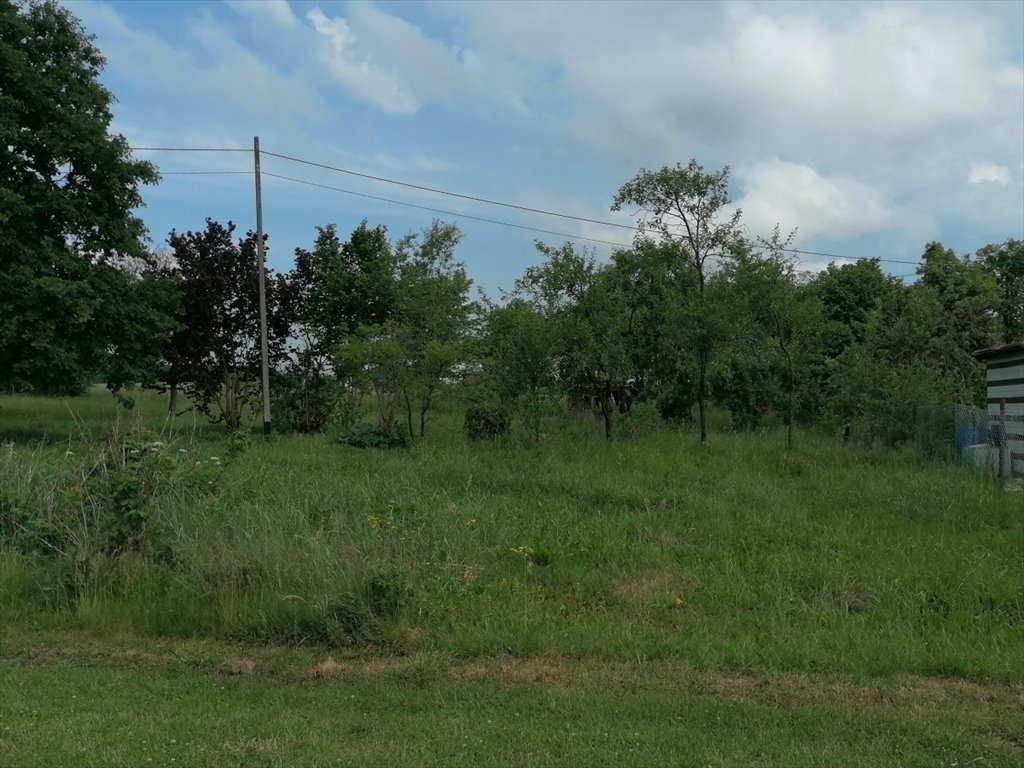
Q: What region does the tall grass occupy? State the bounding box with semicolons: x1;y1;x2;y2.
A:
1;391;1021;681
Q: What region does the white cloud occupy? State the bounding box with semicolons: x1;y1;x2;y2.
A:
72;2;325;123
435;1;1023;162
226;0;297;28
735;161;897;241
967;162;1011;185
306;7;418;115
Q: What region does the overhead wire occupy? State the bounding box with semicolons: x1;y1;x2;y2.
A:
160;171;253;176
260;149;639;231
262;172;634;249
138;145;929;270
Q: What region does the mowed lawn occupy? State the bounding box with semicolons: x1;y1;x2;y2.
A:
1;391;1022;766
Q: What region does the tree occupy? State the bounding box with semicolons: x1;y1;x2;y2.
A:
334;221;472;439
0;0;160;394
393;221;473;437
975;239;1024;343
612;160;744;444
164;220;287;430
514;242;632;440
830;243;1001;445
278;225;349;433
725;228;817;448
485;300;557;443
916;242;1001;362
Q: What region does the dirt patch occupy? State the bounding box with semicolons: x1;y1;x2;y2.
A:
448;663;489;682
218;657;263;676
307;656;397;681
610;568;695;605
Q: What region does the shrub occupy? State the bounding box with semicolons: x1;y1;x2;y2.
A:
273;375;360;434
463;406;510;441
336;424;409;450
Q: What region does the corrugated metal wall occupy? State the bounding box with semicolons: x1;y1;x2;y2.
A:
985;352;1024;478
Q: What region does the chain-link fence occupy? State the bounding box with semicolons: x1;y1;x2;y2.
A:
914;404;1003;472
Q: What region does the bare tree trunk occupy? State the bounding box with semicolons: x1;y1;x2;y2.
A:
602;380;613;441
697;359;708;446
168;382;178;414
533;389;541;444
774;312;795;450
404;390;414;441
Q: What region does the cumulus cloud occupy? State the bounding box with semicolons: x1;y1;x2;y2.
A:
306;7;418;114
967;162;1011;185
72;2;325;123
435;1;1023;161
735;161;897;241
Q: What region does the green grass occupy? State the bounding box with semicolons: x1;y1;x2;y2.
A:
1;390;1022;765
1;629;1022;768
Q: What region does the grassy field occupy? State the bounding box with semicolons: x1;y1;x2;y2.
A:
1;390;1022;766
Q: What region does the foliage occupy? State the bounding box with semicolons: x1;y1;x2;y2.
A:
2;391;1021;690
163;220;288;431
975;238;1024;342
483;299;557;442
335;221;472;439
612;159;746;444
0;0;162;394
514;242;632;439
393;221;474;437
829;281;985;445
463;406;511;441
335;423;409;450
0;417;216;602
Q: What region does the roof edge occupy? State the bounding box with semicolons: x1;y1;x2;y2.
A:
974;341;1024;360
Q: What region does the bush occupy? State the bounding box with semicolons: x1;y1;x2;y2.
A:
336;424;409;450
274;375;360;434
463;406;510;441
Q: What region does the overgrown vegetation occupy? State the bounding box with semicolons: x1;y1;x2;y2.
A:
1;393;1020;684
3;2;1020;449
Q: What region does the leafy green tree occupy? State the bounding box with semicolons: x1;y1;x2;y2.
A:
100;263;182;405
916;242;1001;362
805;258;896;360
514;242;632;440
606;242;697;414
335;322;407;437
485;300;558;443
974;239;1023;343
831;286;960;445
800;258;896;419
278;225;350;433
393;221;473;437
612;160;744;444
725;228;817;447
333;220;399;334
334;221;471;439
165;220;287;431
831;243;1000;445
0;0;160;394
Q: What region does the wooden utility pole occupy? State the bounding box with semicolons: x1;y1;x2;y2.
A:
253;135;272;438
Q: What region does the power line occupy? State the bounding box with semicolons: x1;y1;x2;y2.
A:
261;149;639;232
261;150;927;269
788;247;920;266
132;146;252;153
160;171;253;176
136;144;927;270
262;172;635;249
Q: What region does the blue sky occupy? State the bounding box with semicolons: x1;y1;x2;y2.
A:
67;0;1024;295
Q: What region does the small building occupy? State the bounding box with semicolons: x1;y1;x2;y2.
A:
974;341;1024;479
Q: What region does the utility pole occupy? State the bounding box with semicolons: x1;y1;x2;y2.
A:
253;135;272;438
